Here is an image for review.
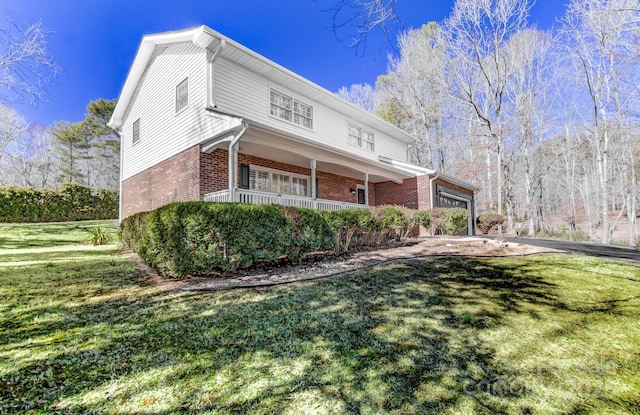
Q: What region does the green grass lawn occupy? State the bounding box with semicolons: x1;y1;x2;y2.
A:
0;222;639;414
0;220;119;250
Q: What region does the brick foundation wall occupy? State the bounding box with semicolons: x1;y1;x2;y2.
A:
121;145;201;219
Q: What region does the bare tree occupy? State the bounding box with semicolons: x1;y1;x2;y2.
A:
337;83;375;111
442;0;533;231
318;0;401;54
7;124;59;188
0;15;59;105
375;22;452;169
503;28;555;234
0;104;27;167
561;0;640;244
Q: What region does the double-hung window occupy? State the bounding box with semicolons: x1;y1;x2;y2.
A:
247;166;309;197
270;89;313;129
348;124;374;151
176;78;188;113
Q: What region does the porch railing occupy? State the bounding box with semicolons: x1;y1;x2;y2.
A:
204;189;366;211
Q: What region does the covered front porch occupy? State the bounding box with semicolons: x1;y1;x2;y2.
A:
204;188;365;210
200;121;413;211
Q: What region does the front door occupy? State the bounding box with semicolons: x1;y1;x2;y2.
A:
357;188;366;204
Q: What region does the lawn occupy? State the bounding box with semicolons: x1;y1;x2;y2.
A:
0;222;639;414
0;220;119;250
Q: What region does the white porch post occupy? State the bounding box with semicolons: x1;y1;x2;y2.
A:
229;141;238;202
364;172;369;206
310;159;317;205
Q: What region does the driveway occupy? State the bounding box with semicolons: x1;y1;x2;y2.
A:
483;236;640;265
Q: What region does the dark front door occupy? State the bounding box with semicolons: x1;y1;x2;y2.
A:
357;188;366;204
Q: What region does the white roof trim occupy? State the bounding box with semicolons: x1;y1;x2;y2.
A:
108;25;416;145
378;156;480;192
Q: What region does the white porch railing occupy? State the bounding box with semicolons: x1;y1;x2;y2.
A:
204;189;366;211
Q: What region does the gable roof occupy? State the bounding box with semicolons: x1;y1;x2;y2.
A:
109;25;415;145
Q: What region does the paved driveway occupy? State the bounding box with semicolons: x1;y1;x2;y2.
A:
483;236;640;265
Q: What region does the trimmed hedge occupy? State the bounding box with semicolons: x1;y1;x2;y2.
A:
123;202;334;277
121;202;429;278
0;183;118;223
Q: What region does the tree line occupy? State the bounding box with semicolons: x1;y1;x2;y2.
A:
0;99;119;191
338;0;640;245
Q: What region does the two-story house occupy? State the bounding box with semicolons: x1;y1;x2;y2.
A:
109;26;479;235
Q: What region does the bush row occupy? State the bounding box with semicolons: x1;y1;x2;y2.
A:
0;184;118;223
121;202;463;278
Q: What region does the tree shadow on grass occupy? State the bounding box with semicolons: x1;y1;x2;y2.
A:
0;255;636;414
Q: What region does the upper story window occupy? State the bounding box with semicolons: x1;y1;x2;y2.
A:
348;124;374;151
132;118;140;144
270;89;313;129
176;78;188;113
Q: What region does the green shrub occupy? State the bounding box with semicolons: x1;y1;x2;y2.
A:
476;213;505;235
0;184;118;223
428;208;448;235
120;211;149;251
442;208;469;235
413;210;431;231
134;202;335;277
428;208;469;235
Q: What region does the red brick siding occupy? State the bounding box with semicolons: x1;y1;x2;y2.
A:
200;148;228;197
374;177;419;209
121;145;201;218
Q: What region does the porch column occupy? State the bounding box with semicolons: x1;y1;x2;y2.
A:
364;172;369;206
310;159;317;199
228;141;239;202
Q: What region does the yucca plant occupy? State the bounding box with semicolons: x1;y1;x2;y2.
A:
85;226;111;246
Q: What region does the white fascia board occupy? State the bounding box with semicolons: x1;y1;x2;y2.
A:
378;156;436;176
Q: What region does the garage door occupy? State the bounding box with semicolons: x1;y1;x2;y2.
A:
437;194;470;235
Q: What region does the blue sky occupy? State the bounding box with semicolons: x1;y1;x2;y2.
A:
4;0;568;127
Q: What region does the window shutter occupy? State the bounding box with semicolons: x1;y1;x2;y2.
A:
315;178;319;198
240;164;250;189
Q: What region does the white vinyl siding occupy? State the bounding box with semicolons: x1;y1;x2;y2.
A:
348;124;374;151
249;166;309;197
122;42;243;180
214;58;407;161
176;77;188;113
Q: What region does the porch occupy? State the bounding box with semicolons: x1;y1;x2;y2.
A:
203;188;366;210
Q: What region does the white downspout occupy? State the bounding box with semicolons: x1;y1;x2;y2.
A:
116;128;124;224
228;122;248;202
429;172;440;210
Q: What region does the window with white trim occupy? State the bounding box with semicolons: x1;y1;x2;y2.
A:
270;89;313;129
249;166;309;197
176;78;188;113
348;124;374;151
132;119;140;144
